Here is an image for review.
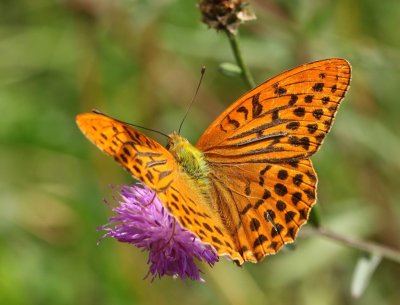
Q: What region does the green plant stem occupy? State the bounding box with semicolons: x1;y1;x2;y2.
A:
225;30;255;89
304;226;400;264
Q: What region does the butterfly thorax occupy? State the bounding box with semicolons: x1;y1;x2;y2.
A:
167;132;210;194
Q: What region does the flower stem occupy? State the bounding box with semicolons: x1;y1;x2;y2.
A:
225;30;255;89
304;226;400;264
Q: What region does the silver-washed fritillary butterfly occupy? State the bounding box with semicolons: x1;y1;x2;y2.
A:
76;58;351;264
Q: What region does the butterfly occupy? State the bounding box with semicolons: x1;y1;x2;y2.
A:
76;58;351;264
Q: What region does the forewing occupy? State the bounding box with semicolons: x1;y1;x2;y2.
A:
76;112;176;191
196;58;351;163
76;112;243;263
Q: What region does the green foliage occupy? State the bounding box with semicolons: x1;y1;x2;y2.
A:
1;0;400;304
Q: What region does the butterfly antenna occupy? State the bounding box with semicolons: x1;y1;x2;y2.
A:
92;109;171;139
178;66;206;134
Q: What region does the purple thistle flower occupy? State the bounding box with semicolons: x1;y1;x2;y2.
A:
100;183;219;282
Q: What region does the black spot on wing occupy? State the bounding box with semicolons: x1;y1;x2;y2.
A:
274;87;287;96
237;106;249;120
293;107;305;117
304;95;314;103
227;115;240;128
289;94;298;106
252;93;263;118
312;83;324;92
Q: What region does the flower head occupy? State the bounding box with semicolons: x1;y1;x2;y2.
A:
199;0;256;34
100;184;219;282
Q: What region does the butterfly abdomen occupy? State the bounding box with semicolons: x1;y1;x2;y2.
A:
167;132;210;194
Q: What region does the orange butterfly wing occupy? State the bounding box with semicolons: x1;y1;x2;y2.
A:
196;58;351;262
206;159;316;262
76;112;243;262
197;58;351;162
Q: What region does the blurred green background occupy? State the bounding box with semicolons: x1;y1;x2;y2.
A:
1;0;400;304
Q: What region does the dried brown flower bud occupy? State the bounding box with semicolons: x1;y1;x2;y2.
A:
199;0;256;34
